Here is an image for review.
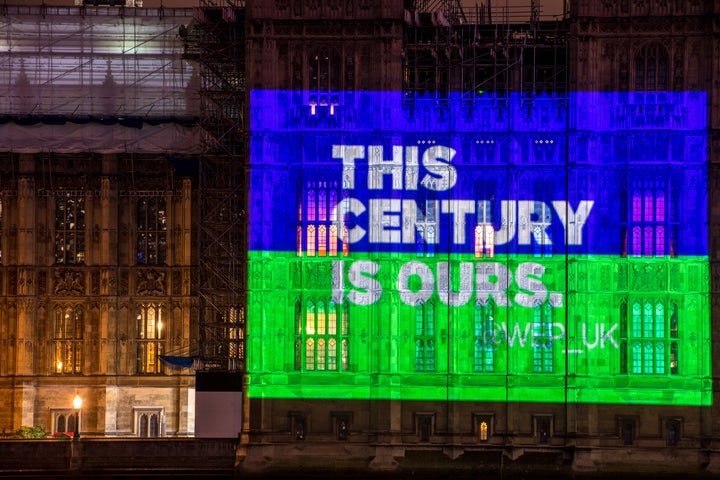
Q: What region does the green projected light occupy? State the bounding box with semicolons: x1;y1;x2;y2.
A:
247;91;711;406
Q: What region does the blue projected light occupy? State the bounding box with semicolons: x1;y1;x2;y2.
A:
246;90;711;405
249;91;708;257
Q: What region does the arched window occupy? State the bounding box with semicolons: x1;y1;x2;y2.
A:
55;193;86;264
474;303;495;372
135;409;163;438
626;183;672;257
299;180;344;256
136;197;167;265
219;306;244;366
54;305;84;374
415;303;435;372
309;47;340;95
136;303;165;374
298;299;349;371
635;44;668;91
532;303;553;373
627;300;675;375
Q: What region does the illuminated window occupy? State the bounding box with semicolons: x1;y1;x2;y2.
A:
635;44;668;91
532;303;553;373
474;200;494;258
474;414;494;442
625;185;672;257
415;303;435;372
329;225;338;256
298;181;344;257
136;197;167;265
219;306;244;368
136;303;165;374
55;193;85;264
626;300;677;375
473;303;495;372
413;194;438;257
480;421;488;440
318;225;327;256
298;299;349;371
307;225;316;256
53;306;83;374
307;189;316;221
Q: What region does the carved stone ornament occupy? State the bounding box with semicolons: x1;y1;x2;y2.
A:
54;270;84;295
136;269;167;296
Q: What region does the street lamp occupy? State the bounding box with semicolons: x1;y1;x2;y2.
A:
73;394;82;439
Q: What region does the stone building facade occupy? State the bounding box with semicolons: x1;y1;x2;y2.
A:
0;1;719;476
239;0;720;475
0;6;198;438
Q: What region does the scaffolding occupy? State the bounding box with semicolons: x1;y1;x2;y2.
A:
191;0;567;374
194;1;246;371
405;0;568;102
0;5;198;153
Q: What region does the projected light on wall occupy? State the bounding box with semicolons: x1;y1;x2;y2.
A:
247;90;710;406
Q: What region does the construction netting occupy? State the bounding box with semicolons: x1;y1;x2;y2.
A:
0;5;200;153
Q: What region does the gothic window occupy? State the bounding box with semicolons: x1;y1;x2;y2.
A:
532;302;553;373
289;412;307;440
635;44;668;91
134;408;164;437
619;300;628;374
136;197;167;265
534;415;553;443
474;200;494;258
296;299;349;371
619;417;636;445
219;306;244;369
139;414;159;437
309;47;340;93
624;300;678;375
308;47;340;113
415;303;435;372
473;303;495;372
52;409;78;435
136;303;165;374
415;413;434;442
473;414;494;442
415;192;438;257
55;193;85;264
532;180;553;258
54;305;83;374
666;418;680;446
479;420;489;440
623;181;675;257
332;413;351;441
298;181;346;257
